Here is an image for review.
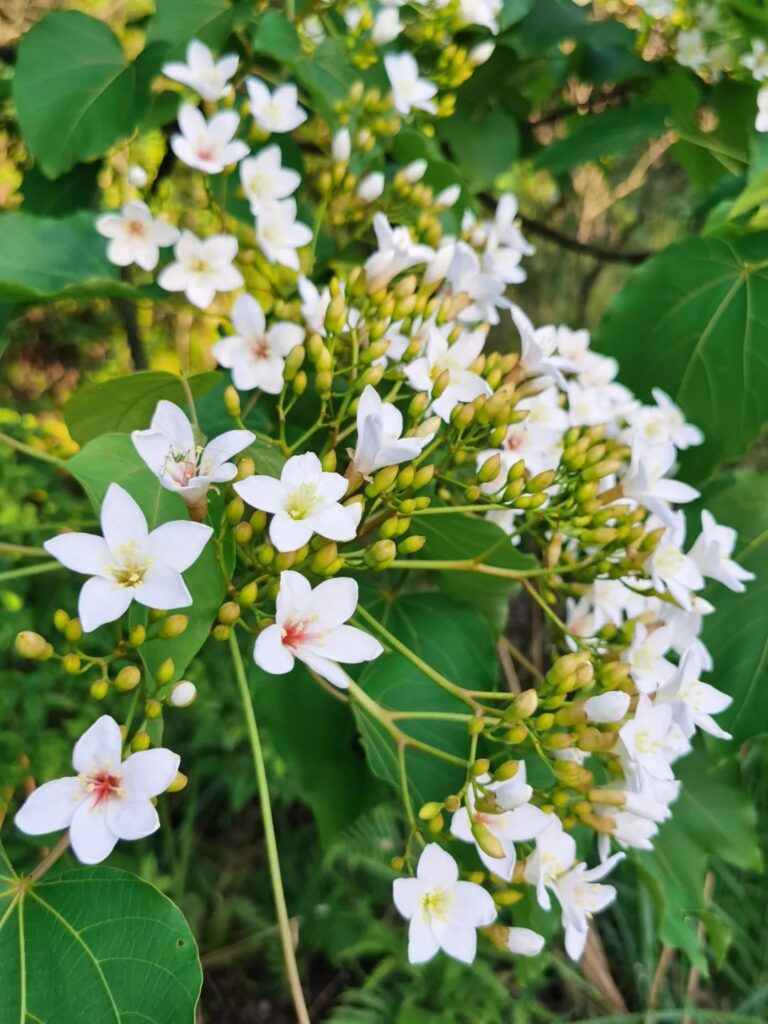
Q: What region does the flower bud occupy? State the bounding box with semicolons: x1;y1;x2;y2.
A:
236;456;255;480
274;551;296;572
404;158;427;183
427;812;444;834
431;368;451;399
146;699;163;719
53;608;70;633
584;691;630;724
170;680;198;708
325;295;347;334
527;470;556;493
115;666;141;691
227;497;245;524
167;771;188;793
218;602;241;625
332;127;351;162
412;465;435;490
129;624;147;646
15;631;51;660
132;730;151;752
238;580;258;606
90;679;109;700
213;624;230;642
310;542;339;574
493;760;520;781
321;449;337;472
315;370;333;396
283;344;306;381
357;172;385;202
505;689;538;721
396;466;415;489
250;510;268;534
504;723;528;744
408;392;429;419
360;363;385;388
224;385;241;418
471;821;505;859
63;653;81;675
366;464;399;497
418;801;443;821
156;658;175;685
64;619;82;643
471;758;490;777
235;521;254;545
398;534;426;555
292;370;308;395
159;614;189;638
366;539;397;568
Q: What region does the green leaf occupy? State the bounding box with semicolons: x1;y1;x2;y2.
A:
535;104;668;175
64;371;221;446
500;0;536;29
417;513;538;631
354;594;497;805
146;0;233;53
291;38;355;120
438;106;519;190
593;234;768;484
634;748;761;970
67;434;226;685
14;12;145;179
691;472;768;744
252;10;301;62
0;855;201;1022
21;163;100;216
728;168;768;219
0;212;137;304
251;662;383;844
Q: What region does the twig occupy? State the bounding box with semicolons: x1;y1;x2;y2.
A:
115;299;147;370
497;638;522;693
518;215;652;264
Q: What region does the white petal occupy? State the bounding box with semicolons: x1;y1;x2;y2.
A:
15;777;83;835
255;624;295;674
507;927;545;957
417;843;458;886
408;914;440;964
69;800;119;865
234;475;285;513
106;798;160;841
135;564;192;610
297;649;351;689
392;877;429;920
43;532;110;576
78;577;134;633
146;520;212;572
301;624;382;664
150;400;195;450
73;715;123;774
121;748;180;800
449;880;497;927
100;483;148;550
310;503;360;542
275;569;312;622
305;576;358;627
270;512;314;552
201;430;255;474
433;921;477;963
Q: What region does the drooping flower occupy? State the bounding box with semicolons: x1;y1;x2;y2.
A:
212;293;304;393
619;695;690;784
96;201;179;271
655;646;733;740
364;213;434;290
689;509;755;592
158;230;244;309
239;145;301;214
131;400;254;516
405;324;491;422
351;385;434;477
523;816;576;911
622;622;676;694
15;715;179;864
553;854;624;961
384;52;438;116
584;691;631;724
171;104;249;174
620;440;700;527
254;571;382;688
392;843;496;964
43;483;212;632
246;78;307;133
255;199;313;271
162;39;238;101
234;452;362;552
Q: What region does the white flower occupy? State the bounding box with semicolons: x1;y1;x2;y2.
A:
352;385;434;476
507;928;545;957
131;400;254;510
365;213;434;290
332;128;351;163
523;816;576;911
169;680;198;707
620;440;700;526
510;307;570;388
655;647;733;740
15;716;179;864
255;199;313;271
554;854;624;961
584;691;631;724
247;78;307;133
435;184;461;209
372;7;403;44
405;325;491;422
393;843;496;964
254;571;382;688
239;145;301;214
637;0;675;15
489;420;563;480
298;275;331;334
676;29;708;72
619;696;690;783
43;483;212;633
171;104;249;174
450;765;550;880
158;230;243;309
627;388;703;450
357;172;385;202
742;39;768;81
403;158;427;183
689;509;755;592
96;201;179;271
458;0;502;33
213;293;304;393
384;52;438;116
648;511;704;610
622;623;676;694
657;594;714;669
162;39;238;101
448;243;509;325
128;165;148;188
234;452;362;552
757;87;768;132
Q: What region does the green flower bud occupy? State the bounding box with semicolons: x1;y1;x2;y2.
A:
218;602;241;625
15;631;51;659
213;624;230;642
366;464;399;497
53;609;70;633
471;821;505;859
427;812;445;834
274;551;296;572
235;521;254;545
360;363;385;388
156;658;175;685
310;542;339;574
115;666;141;692
408;392;429;418
504;688;538;720
493;760;520;781
64;619;82;643
129;624;147;646
418;801;443;821
431;368;451;399
159;614;189;638
63;653;81;675
324;294;347;334
471;758;490;777
292;370;308;396
365;539;397;568
477;454;501;485
167;771;188;793
412;465;435;490
145;699;163;719
450;402;474;430
321;449;337;472
283;344;306;381
396;465;415;489
398;535;426;554
131;731;151;753
527;470;556;493
227;497;245;524
238;580;258;606
250;510;268;533
90;679;109;701
315;370;333;396
379;516;400;539
224;385;241;418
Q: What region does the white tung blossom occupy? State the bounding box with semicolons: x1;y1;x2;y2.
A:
240;145;301;214
255;199;313;271
15;716;179;864
405;324;491;422
384;52;438;116
213;293;304;393
351;384;435;477
158;230;244;309
96;201;179;271
162;39;238;101
247;78;307;133
171;104;249;174
43;483;212;632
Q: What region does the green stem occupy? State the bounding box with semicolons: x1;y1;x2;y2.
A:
408;504;507;516
228;634;310;1024
0;561;63;584
0;543;48;558
0;432;65;468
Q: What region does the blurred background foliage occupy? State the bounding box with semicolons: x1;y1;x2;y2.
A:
2;0;768;1021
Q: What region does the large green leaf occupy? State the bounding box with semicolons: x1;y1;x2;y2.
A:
21;163;100;216
0;852;201;1022
438;106;519;190
354;593;497;805
417;513;538;631
0;212;137;304
146;0;233;53
690;472;768;744
535;104;667;174
252;10;301;62
64;371;221;446
634;748;761;971
67;434;226;686
593;234;768;484
14;12;145;179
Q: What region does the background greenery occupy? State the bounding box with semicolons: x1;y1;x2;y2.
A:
1;0;768;1021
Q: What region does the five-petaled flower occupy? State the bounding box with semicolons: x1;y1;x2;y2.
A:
254;571;382;688
392;843;496;964
213;293;304;393
131;400;254;518
162;39;238;101
15;716;180;864
171;104;249;174
351;385;435;478
234;452;361;552
246;78;307;133
96;201;179;271
158;230;244;309
43;483;212;632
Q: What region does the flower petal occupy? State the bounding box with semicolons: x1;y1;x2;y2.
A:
301;624;382;664
407;914;440;964
255;623;295;674
234;475;285;514
100;483;148;550
270;512;314;553
69;800;119;865
15;777;83;835
417;843;458;886
146;520;212;572
78;577;134;633
73;715;123;774
135;564;191;610
43;532;111;576
121;748;180;801
106;798;160;841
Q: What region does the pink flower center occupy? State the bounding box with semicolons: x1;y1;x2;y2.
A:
196;144;216;162
127;220;147;238
251;338;271;360
281;619;309;650
87;772;122;806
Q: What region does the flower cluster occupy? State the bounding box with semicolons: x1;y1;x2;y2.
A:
15;31;752;979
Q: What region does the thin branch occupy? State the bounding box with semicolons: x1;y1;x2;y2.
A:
518;215;652;264
115;299;147;370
